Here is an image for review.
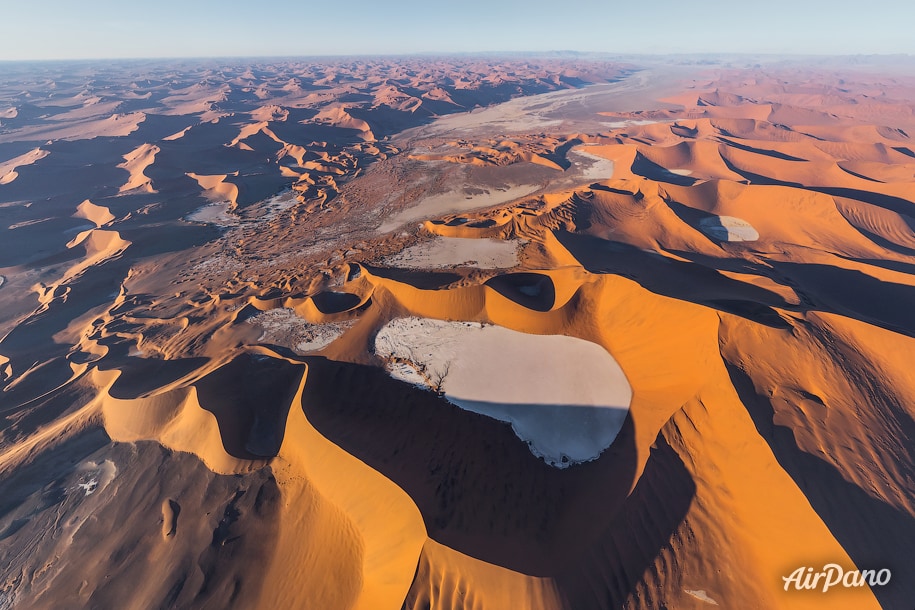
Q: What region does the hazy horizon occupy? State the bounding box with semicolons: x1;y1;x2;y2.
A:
2;0;914;61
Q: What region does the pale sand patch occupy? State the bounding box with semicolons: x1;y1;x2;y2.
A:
247;308;351;353
374;317;632;468
185;202;238;227
251;189;298;220
378;183;539;233
698;215;759;242
381;237;522;269
600;119;667;129
685;590;720;605
7;218;53;230
569;148;616;182
669;168;694;176
163;127;191;141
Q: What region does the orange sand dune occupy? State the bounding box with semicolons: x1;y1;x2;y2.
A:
73;199;115;227
1;57;913;610
187;172;241;207
312;105;375;140
117;143;160;193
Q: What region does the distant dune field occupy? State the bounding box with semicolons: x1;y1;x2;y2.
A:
0;56;913;610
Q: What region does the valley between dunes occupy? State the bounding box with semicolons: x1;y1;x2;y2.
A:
1;56;914;609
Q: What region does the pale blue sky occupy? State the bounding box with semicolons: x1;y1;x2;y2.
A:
0;0;912;60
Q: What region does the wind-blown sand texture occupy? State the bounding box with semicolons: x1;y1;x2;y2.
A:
1;55;914;610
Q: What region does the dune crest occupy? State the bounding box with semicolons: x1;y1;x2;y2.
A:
0;147;49;184
117;143;160;193
73;199;116;227
187;172;241;208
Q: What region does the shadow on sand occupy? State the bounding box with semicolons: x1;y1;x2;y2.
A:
299;356;695;604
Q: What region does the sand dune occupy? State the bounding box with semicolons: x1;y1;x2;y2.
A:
0;112;146;143
73;199;115;227
187;172;241;207
1;56;913;610
117;143;160;193
0;147;49;184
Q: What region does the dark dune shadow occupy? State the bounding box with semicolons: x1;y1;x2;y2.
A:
0;217;95;268
0;142;127;204
0;426;110;528
194;353;302;459
543;138;581;171
268;120;368;146
0;378;108;457
590;183;645;197
631;152;698;186
348;105;434;138
837;164;882;183
554;432;696;609
563;229;915;336
844;256;915;276
301;357;647;574
892;146;915;159
310;290;361;314
0;257;136;406
364;264;463;289
0;141;45;163
662;197;722;230
706;299;792;329
719;137;809;161
118;223;220;256
725;362;915;608
555;232;794;328
485;272;556;311
223;173;292;209
769;261;915;337
721;157;915;217
446;82;555;110
106;356;210;399
468;218;498;228
843;224;915;258
125;113;199;142
302;356;695;604
812;186;915;218
671;123;699;138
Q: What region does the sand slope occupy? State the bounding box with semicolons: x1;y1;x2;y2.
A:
1;56;913;610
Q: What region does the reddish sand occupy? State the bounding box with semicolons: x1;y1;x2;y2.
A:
0;56;913;610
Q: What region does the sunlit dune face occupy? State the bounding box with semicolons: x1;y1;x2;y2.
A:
1;57;914;610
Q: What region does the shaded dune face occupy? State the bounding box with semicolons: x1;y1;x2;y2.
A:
484;272;557;311
2;57;915;610
299;355;646;576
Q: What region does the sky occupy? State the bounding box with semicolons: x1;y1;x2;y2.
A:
1;0;913;61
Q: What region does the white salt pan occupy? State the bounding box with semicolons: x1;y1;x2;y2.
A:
699;215;759;242
374;317;632;468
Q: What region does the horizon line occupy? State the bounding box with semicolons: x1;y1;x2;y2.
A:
1;50;914;65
